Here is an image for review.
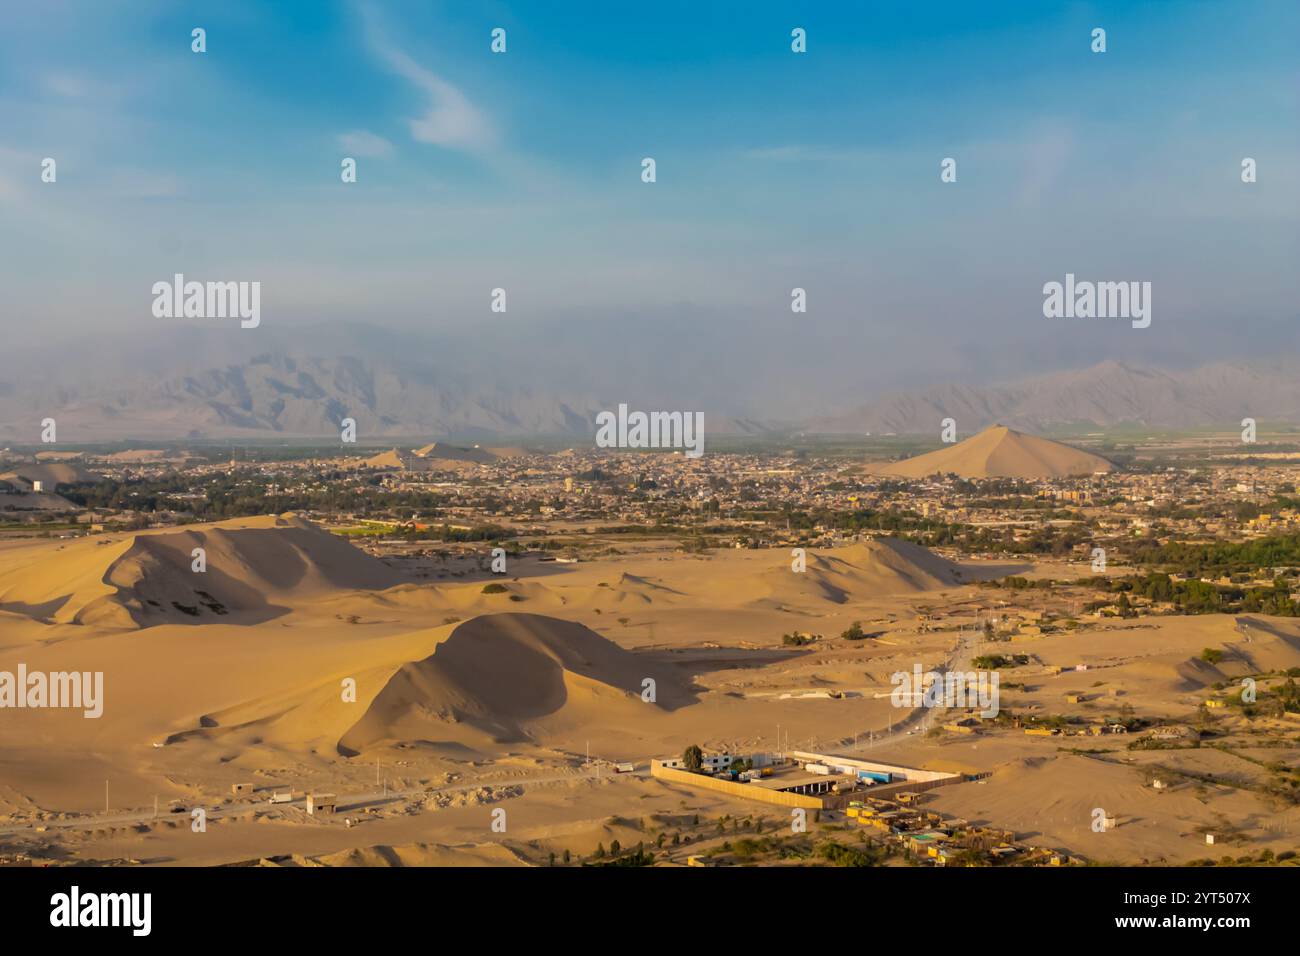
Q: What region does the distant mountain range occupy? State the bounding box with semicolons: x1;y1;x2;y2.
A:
0;352;602;442
0;332;770;442
0;333;1296;443
812;359;1300;435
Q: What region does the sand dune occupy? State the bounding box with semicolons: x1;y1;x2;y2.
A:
615;572;678;592
559;571;687;611
409;443;500;463
350;443;515;471
0;534;141;626
1114;617;1300;691
263;842;529;867
338;613;688;753
441;578;566;613
870;425;1114;479
348;448;407;470
0;513;402;627
1172;656;1227;690
489;538;969;615
35;613;686;764
92;449;170;463
0;461;99;486
756;537;963;605
1226;616;1300;674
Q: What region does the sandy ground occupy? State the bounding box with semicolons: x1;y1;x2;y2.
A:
1;515;1297;865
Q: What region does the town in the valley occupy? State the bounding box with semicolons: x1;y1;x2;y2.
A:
2;423;1299;868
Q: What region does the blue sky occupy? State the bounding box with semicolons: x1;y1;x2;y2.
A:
1;0;1296;412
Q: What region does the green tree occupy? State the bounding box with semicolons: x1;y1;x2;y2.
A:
683;744;704;772
1117;593;1135;618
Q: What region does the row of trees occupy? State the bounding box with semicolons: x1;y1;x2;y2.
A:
1088;572;1296;617
1127;533;1300;578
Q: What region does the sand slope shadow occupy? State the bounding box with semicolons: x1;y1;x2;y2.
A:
337;613;697;754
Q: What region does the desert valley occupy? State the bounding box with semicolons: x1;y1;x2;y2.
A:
3;3;1294;942
3;425;1299;869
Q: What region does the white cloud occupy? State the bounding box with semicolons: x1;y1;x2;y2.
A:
360;5;496;153
338;130;394;158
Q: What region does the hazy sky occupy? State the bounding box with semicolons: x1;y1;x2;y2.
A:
1;0;1296;414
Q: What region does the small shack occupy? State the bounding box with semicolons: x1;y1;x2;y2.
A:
307;793;337;816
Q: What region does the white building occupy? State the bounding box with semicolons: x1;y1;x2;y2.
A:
658;752;735;771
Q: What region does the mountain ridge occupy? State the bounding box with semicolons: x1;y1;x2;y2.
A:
812;358;1300;435
1;344;1297;441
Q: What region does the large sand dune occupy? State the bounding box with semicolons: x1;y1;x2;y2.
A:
408;442;500;463
870;425;1114;479
338;613;690;753
348;442;526;471
0;514;402;627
